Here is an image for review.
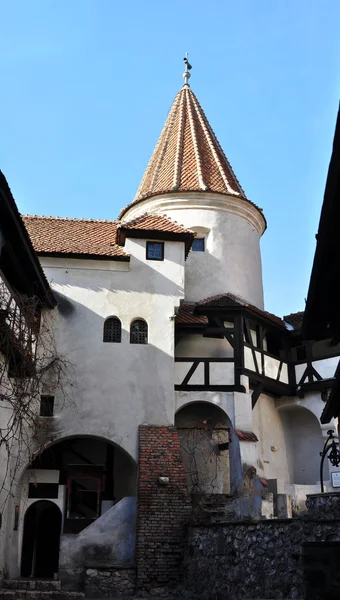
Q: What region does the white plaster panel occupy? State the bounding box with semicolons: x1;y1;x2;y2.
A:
174;362;204;385
264;355;280;380
250;329;257;346
295;363;307;383
255;351;261;371
176;334;233;358
312;357;339;380
244;346;255;371
279;362;289;384
209;362;234;385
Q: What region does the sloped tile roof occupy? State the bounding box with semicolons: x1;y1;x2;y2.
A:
23;213;194;260
175;302;208;325
119;213;195;235
22;216;129;260
235;430;259;443
283;311;304;330
117;213;195;258
119;86;265;221
196;292;286;328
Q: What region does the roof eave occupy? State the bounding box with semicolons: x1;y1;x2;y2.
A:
116;226;195;258
302;105;340;341
0;171;56;308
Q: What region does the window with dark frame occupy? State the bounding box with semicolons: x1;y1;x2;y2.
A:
68;478;100;519
103;317;122;343
40;395;54;417
146;241;164;261
130;319;148;344
192;238;205;252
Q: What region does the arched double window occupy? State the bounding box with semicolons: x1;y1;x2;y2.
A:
103;317;122;343
130;319;148;345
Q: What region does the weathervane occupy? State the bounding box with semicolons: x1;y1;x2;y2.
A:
182;53;192;86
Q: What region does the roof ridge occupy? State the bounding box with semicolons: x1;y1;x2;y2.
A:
22;214;118;224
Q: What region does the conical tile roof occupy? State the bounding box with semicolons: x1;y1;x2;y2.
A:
133;85;247;204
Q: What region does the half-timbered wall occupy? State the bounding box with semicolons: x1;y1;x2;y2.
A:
175;334;234;388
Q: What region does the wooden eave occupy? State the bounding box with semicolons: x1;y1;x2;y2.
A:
37;251;130;262
302;106;340;342
116;226;194;258
0;172;56;308
194;303;288;335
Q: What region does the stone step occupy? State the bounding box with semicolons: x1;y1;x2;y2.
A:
0;591;84;600
3;580;61;590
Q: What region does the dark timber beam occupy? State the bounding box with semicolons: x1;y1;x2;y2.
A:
252;382;264;409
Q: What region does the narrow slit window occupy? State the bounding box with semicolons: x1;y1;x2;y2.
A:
192;238;205;252
103;317;122;343
40;395;54;417
130;319;148;344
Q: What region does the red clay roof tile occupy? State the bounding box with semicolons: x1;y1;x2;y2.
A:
119;86;266;225
22;216;129;260
175;302;208;325
196;293;286;328
236;430;259;443
283;311;304;330
119;213;195;235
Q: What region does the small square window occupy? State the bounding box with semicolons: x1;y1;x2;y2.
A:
146;242;164;261
40;395;54;417
192;238;205;252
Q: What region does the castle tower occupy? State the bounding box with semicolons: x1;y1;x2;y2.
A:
120;60;267;308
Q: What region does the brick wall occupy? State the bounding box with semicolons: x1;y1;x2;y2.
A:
136;425;191;592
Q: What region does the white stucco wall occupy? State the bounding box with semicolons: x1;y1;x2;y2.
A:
122;192;265;308
37;237;186;461
252;393;290;482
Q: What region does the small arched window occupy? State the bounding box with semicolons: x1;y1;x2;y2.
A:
130;319;148;345
103;317;122;343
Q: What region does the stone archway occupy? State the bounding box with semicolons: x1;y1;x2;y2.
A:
175;402;236;494
21;500;62;578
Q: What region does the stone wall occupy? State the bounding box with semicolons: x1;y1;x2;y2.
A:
84;566;136;597
186;517;340;599
136;426;191;593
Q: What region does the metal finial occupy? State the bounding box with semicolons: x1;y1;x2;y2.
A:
182;52;192;86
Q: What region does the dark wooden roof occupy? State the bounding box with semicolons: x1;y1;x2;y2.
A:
301;106;340;423
302;106;340;342
0;171;55;307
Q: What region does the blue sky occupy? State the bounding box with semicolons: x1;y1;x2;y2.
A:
0;1;339;317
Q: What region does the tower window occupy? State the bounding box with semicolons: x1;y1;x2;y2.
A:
103;317;122;343
40;395;54;417
130;319;148;344
192;238;205;252
146;242;164;261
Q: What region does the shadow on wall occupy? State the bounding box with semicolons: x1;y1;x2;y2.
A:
43;289;180;448
59;497;136;591
278;404;325;485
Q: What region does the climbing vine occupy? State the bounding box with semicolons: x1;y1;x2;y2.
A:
0;276;73;509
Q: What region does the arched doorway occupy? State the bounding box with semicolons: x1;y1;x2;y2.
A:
21;501;62;578
279;405;324;485
175;402;233;494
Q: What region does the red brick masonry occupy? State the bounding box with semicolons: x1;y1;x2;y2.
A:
136;425;191;591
